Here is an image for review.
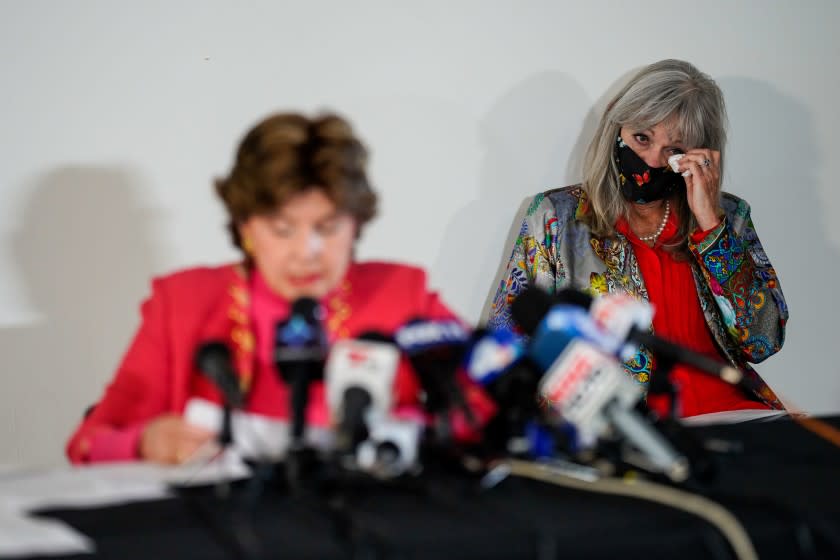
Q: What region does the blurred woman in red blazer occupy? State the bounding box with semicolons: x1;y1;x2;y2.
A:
67;113;493;464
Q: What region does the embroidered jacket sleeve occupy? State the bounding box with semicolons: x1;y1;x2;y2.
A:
487;193;561;331
687;195;788;363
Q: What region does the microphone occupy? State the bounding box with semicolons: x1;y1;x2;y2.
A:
274;298;328;448
193;341;263;559
325;332;424;477
195;341;244;447
510;289;689;480
195;341;245;408
324;332;401;455
510;288;620;371
558;289;745;386
356;417;423;478
539;338;690;482
463;327;525;386
463;327;547;454
394;319;476;440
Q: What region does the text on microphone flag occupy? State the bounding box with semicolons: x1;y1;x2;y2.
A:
394;320;470;351
542;345;595;405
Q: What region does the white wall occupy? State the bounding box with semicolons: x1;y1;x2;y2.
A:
1;0;837;467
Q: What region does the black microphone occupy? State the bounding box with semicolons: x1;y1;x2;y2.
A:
506;288;693;477
550;288;747;388
394;318;476;442
462;327;545;455
274;298;328;448
339;387;373;451
510;286;556;336
195;342;245;407
195;341;244;447
193;346;263;559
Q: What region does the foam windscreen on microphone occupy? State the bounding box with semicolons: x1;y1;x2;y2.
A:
274;297;328;374
510;288;555;335
512;287;596;337
195;341;244;408
554;288;594;310
275;297;329;446
464;327;523;385
339;386;373;450
395;318;471;416
357;331;395;344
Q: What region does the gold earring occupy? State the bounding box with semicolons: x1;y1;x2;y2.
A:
242;235;254;256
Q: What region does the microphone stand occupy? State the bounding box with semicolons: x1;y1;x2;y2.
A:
177;400;264;560
644;356;719;484
647;355;680;419
213;401;235;500
285;368;320;493
219;403;234;449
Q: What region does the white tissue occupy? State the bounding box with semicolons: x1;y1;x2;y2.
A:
308;232;324;256
667;154;684;173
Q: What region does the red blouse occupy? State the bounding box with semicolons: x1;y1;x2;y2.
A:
615;211;769;418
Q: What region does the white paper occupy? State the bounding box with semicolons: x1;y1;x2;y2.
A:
0;450;251;557
0;465;169;513
184;397;334;460
170;446;252;486
1;452;252;513
0;510;93;557
680;409;789;426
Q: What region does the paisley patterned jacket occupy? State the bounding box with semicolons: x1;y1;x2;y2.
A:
488;185;788;409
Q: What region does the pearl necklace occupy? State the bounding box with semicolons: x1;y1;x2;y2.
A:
637;201;670;243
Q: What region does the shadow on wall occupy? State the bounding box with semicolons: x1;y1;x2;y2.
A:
564;65;641;185
718;77;840;414
0;167;164;467
432;72;591;324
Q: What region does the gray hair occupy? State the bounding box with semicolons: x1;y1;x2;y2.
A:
581;59;728;244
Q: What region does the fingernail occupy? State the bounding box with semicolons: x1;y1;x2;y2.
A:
682;171;692;177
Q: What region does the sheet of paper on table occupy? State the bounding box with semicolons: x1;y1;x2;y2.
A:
0;450;250;557
680;409;789;426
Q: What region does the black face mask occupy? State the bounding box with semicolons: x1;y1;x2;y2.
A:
614;136;684;203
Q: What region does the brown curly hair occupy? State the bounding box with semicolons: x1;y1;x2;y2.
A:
215;112;378;251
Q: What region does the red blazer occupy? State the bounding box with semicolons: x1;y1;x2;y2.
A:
66;261;493;463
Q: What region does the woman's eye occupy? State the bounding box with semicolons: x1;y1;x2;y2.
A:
270;224;293;237
633;133;649;145
317;221;339;235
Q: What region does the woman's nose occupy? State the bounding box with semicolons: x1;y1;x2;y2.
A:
287;233;309;260
643;152;667;169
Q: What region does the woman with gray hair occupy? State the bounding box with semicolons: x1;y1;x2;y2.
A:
488;59;788;417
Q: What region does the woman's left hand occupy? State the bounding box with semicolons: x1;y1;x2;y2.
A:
676;149;722;231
